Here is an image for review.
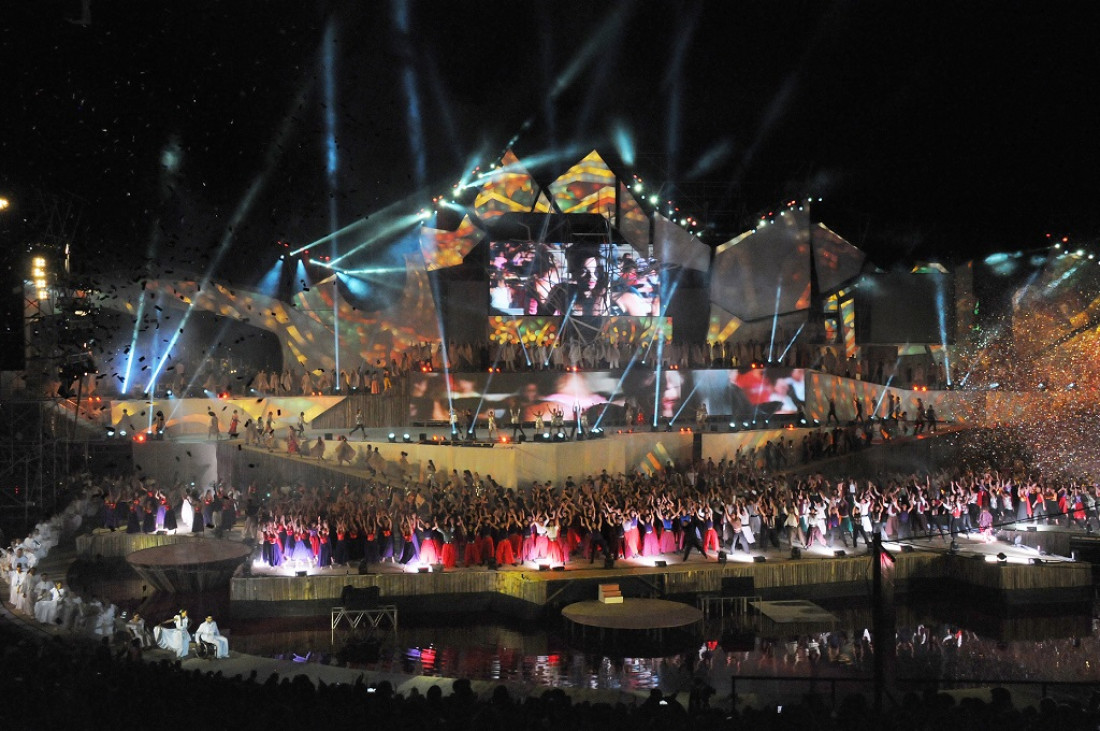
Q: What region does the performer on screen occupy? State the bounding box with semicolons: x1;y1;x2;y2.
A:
546;247;610;317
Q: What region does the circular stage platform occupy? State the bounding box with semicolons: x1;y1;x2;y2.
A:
562;598;703;630
562;598;704;650
127;538;252;594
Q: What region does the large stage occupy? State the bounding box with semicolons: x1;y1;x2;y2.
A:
72;527;1093;622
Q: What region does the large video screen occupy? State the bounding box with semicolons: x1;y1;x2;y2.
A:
407;368;805;427
489;241;662;318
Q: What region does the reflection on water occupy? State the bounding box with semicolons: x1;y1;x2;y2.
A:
226;603;1100;693
80;563;1096;695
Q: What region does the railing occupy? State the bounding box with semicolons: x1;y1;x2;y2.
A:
698;594;761;619
330;604;398;644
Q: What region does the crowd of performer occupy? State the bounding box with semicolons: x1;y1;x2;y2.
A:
59;444;1098;580
3;457;1100;721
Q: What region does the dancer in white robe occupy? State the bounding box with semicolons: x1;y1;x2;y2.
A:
154;610;190;658
180;496;194;533
8;565;25;607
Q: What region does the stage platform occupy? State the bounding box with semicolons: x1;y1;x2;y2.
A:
127;539;252;593
751;599;838;625
229;536;1093;619
133;425;825;492
108;367;982;488
68;519;1092;620
561;598;703;643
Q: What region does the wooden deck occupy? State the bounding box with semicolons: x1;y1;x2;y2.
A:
230;551;1094;614
71;529;1095;617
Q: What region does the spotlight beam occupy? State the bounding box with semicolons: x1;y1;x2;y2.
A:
593;346;646;430
393;1;427;188
328;212;424;267
145;64;313;394
322;18;342;389
290;217;371;256
776;322;805;364
670;382;701;425
768;281;783;363
121;289;148;395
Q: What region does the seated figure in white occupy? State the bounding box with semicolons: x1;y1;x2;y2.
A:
35;581;62;624
127;612;154;648
194;615;230;658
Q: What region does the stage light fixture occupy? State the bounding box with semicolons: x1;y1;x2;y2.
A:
790;548;801;559
901;545;915;553
717;551;727;565
1029;558;1043;565
753;555;766;563
834;550;846;558
403;434;411;443
388;433;396;443
654;560;668;568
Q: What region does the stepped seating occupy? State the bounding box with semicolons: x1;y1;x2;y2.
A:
598;583;623;604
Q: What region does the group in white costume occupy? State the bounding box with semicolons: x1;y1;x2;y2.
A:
3;484;235;663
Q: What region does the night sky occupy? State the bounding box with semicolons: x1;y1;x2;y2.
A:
3;0;1099;289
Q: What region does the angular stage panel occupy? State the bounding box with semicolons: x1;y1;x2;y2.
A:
812;223;866;293
473;149;541;220
419;214;481;271
547;150;618;221
711;208;812;321
127;538;253;594
654;213;710;272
